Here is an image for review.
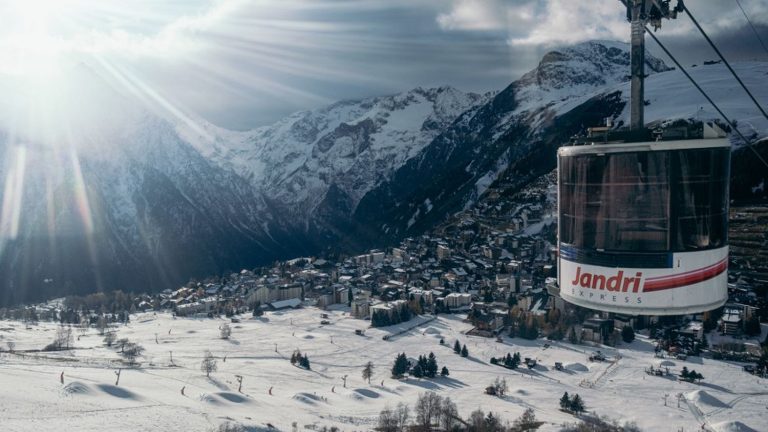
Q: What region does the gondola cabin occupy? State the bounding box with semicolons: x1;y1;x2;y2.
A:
557;125;730;315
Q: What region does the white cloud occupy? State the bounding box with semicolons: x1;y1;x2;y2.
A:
437;0;536;32
506;0;627;47
0;0;251;73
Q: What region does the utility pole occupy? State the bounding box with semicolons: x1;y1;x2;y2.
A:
623;0;682;131
630;0;646;131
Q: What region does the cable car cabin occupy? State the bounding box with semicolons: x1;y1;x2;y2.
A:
557;127;730;315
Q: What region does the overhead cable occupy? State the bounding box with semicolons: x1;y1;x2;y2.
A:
682;2;768;122
735;0;768;57
645;26;768;170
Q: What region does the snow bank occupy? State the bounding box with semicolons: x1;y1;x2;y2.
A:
61;381;92;396
686;390;728;409
216;392;251;404
199;393;222;405
565;363;589;372
711;420;758;432
293;392;323;405
353;388;380;399
96;384;139;400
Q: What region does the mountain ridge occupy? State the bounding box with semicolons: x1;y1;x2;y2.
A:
0;40;766;304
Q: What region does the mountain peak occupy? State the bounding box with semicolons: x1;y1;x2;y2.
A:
519;40;670;91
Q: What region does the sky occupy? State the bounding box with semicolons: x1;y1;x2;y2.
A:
0;0;766;130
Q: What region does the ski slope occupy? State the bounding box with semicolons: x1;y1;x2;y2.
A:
0;308;766;431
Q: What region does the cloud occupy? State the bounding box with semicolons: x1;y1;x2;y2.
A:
439;0;768;49
507;0;628;47
437;0;535;32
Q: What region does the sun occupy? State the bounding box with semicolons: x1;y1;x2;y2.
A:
0;0;79;76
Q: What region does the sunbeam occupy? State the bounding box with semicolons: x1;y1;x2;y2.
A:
0;145;27;241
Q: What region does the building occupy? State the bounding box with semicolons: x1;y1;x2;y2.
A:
351;299;371;319
722;308;743;336
436;244;451;260
371;300;410;327
444;293;472;309
277;283;303;301
582;319;614;344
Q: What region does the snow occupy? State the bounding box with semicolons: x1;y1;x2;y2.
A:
711;421;759;432
1;308;767;431
612;62;768;142
186;86;488;222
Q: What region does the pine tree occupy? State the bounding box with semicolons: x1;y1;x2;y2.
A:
483;290;494;303
299;354;311;370
453;340;461;354
512;352;521;369
526;318;539;340
560;392;571;411
412;363;424;378
426;352;438;378
441;366;449;377
744;315;761;336
681;366;690;380
689;369;701;382
518;321;528;339
392;353;409;378
621;325;635;343
570;394;584;413
568;326;579;344
484;412;501;431
362;361;374;384
461;344;469;358
417;355;427;373
507;291;517;307
504;353;513;368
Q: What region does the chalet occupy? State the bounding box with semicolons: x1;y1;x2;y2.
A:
582;319;614;344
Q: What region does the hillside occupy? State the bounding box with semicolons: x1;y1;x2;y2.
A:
0;308;765;431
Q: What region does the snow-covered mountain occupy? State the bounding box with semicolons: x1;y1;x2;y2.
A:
0;40;766;304
181;86;489;224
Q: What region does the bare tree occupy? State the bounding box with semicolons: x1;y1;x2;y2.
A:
415;392;442;431
96;316;108;335
220;323;232;340
122;343;145;364
115;338;130;353
440;396;461;431
6;340;15;353
103;332;116;347
511;408;540;431
46;326;74;351
378;406;399;432
201;350;217;377
395;402;410;431
468;409;485;431
362;361;374;384
210;422;245;432
78;316;89;335
493;377;508;397
60;326;74;349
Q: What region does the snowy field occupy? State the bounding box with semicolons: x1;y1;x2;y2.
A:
0;308;766;432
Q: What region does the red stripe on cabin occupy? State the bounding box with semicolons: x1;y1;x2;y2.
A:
642;258;727;293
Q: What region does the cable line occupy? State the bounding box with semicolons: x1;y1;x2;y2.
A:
645;26;768;170
735;0;768;57
682;2;768;122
